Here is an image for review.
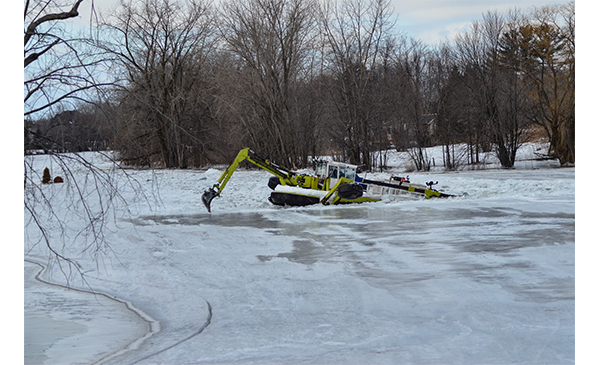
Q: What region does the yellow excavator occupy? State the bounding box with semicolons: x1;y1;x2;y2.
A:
202;148;452;212
202;148;370;212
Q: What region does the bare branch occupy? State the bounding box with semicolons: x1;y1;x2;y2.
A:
24;0;85;47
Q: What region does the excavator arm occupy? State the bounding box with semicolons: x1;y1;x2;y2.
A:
202;148;299;212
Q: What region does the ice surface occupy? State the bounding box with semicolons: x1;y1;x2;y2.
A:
24;260;155;364
24;145;575;364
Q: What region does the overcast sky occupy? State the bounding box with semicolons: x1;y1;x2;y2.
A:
79;0;571;45
388;0;569;44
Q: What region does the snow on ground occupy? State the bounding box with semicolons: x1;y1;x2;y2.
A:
24;143;576;364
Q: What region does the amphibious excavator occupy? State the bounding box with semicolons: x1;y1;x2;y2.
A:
202;148;453;212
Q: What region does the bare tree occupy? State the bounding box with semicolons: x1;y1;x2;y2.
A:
368;36;400;171
25;105;114;154
453;22;488;166
518;2;574;165
482;10;527;168
219;0;318;167
454;11;527;168
319;0;396;170
24;0;109;118
24;0;151;281
395;38;435;171
430;43;471;171
100;0;218;168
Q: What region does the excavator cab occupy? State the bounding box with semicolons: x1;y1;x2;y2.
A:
315;161;358;189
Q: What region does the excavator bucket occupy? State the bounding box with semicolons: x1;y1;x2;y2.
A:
202;188;219;213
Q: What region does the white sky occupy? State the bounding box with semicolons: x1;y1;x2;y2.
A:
389;0;569;44
80;0;571;45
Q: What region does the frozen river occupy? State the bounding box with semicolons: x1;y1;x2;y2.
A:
24;158;575;364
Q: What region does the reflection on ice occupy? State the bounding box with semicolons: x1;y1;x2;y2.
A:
257;240;336;265
133;212;278;229
138;201;574;282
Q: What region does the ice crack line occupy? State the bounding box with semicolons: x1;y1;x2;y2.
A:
24;257;160;365
129;300;213;365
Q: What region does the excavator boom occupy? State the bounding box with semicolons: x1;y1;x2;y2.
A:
202;148;296;212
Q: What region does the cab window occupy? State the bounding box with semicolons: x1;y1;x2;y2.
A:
316;162;327;177
328;165;338;178
345;167;356;181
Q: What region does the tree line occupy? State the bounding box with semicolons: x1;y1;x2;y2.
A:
25;0;575;170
